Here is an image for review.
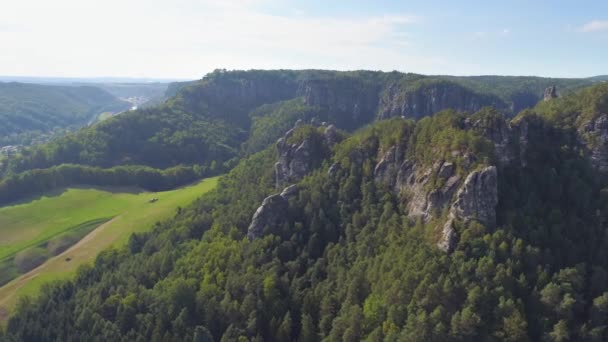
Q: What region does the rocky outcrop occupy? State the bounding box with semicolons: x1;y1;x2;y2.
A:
200;73;297;111
398;160;464;221
465;114;514;166
275;122;339;188
437;166;498;252
275;137;314;188
378;81;507;120
437;216;458;253
297;79;380;129
374;146;463;222
579;114;608;172
543;86;557;101
324;124;339;145
373;142;498;253
247;185;299;240
451;166;498;227
510;114;545;169
280;184;298;198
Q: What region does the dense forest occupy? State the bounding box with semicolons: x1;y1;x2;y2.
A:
3;79;608;341
0;83;129;146
0;70;599;204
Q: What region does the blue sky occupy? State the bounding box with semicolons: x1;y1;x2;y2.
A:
0;0;606;78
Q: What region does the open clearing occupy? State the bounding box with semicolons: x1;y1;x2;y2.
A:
0;176;219;318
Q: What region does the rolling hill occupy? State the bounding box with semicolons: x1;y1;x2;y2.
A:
3;77;608;340
0;82;129;145
0;176;219;319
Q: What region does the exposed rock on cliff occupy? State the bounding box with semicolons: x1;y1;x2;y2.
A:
372;138;498;253
374;146;463;222
324;124;339;145
297;78;380;129
275;136;314;188
437;165;498;252
275;122;340;188
543;86;557;101
579;114;608;172
199;74;298;111
437;216;458;253
451;166;498;227
247;185;299;240
465;112;514;166
378;81;507;120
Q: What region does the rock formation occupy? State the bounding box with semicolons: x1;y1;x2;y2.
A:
378;81;507;120
297;78;380;129
247;185;299;240
579;114;608;172
374;143;466;224
275;136;314;188
543;86;557;101
372;137;499;253
275;122;340;188
465;114;514;166
437;166;498;252
451;166;498;227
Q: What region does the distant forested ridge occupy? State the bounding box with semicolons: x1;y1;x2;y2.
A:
0;82;129;146
1;70;595;173
4;80;608;341
0;69;600;205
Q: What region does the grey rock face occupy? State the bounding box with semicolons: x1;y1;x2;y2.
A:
247;194;288;239
465;116;514;166
374;146;462;222
436;166;498;252
297;79;379;129
201;76;297;111
378;82;507;120
579;114;608;172
373;141;498;253
452;166;498;228
324;124;339;145
275;122;339;188
373;146;400;188
275;134;315;188
544;86;557;101
280;184;299;198
437;216;457;253
397;160;462;222
247;185;299;240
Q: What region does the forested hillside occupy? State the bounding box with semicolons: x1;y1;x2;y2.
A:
0;83;129;146
1;70;594;179
4;82;608;341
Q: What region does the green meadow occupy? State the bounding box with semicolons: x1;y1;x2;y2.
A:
0;176;219;317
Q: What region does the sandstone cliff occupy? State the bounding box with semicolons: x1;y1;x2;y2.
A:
378;81;508;120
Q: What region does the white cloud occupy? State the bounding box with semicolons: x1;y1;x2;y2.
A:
473;28;510;40
0;0;432;78
579;20;608;32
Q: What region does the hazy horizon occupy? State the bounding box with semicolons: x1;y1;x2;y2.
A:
1;0;607;79
0;70;606;84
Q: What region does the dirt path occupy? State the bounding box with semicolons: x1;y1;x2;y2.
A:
0;215;121;319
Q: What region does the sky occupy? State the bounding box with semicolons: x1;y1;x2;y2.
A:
0;0;606;79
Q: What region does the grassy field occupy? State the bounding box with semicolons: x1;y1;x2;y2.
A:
0;176;219;319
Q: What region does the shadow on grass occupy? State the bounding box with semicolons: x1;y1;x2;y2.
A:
3;185;146;207
0;217;113;285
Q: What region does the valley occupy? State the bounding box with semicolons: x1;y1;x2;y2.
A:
2;70;608;341
0;176;219;320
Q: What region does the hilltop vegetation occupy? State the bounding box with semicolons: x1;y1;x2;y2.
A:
0;70;595;177
0;83;129;146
